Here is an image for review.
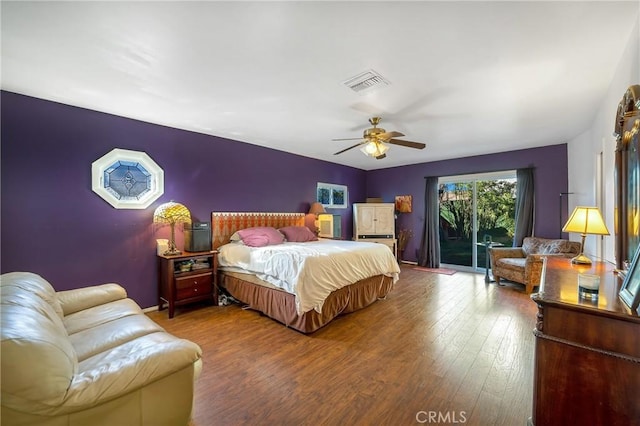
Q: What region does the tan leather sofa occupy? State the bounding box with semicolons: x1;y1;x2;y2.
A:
1;272;202;426
489;237;581;294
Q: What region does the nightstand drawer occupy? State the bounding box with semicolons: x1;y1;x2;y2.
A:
175;273;212;300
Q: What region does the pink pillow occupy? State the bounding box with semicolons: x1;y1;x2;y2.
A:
278;226;318;242
236;227;285;247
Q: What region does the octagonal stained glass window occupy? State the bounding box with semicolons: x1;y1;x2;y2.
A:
92;148;164;209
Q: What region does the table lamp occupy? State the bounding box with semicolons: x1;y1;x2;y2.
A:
153;201;192;255
308;202;326;234
562;206;610;264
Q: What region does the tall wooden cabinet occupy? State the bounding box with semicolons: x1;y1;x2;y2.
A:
353;203;396;256
530;257;639;425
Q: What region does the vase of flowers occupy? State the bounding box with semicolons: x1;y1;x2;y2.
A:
397;229;413;261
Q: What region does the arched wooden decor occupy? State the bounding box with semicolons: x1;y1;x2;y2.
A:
614;84;640;269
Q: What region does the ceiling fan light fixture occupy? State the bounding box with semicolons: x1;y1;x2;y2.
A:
362;141;378;155
360;141;388;158
377;142;389;155
333;117;425;158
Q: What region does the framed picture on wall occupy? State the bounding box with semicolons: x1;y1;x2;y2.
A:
91;148;164;209
317;182;348;209
620;247;640;312
395;195;412;213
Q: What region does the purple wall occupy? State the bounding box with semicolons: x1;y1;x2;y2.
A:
366;145;569;262
1;91;569;307
0;91;365;307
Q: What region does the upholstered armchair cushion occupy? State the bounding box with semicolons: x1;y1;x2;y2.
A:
490;237;581;293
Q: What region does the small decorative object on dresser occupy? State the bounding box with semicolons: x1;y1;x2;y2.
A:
619;247;640;312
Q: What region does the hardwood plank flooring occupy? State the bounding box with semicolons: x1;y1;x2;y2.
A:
146;265;538;426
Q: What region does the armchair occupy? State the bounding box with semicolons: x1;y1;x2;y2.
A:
489;237;582;293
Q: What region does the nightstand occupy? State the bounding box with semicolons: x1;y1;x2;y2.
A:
157;250;218;318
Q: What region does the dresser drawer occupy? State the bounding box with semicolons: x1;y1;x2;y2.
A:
175;273;212;300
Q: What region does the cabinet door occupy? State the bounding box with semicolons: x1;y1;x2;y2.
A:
356;205;378;235
374;204;395;235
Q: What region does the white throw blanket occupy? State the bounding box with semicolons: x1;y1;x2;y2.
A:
218;239;400;315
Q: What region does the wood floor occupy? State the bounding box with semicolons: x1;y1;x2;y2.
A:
146;265;539;426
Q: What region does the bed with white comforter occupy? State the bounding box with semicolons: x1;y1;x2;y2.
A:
219;239;400;316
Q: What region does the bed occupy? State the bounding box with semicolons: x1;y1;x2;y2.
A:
211;212;400;333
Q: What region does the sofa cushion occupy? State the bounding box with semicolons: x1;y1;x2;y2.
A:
522;237;581;256
63;298;143;335
69;314;165;362
497;257;527;272
57;283;128;316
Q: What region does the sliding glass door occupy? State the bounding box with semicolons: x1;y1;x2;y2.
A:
439;172;516;271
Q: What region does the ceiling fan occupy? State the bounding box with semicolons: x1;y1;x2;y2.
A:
333;117;426;160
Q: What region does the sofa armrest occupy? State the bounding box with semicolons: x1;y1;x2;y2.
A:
490;247;525;260
61;338;202;414
57;284;127;316
5;336;202;416
524;254;555;284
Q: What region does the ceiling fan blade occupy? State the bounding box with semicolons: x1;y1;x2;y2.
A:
375;153;387;160
387;139;426;150
334;143;362;155
332;137;363;141
378;131;405;140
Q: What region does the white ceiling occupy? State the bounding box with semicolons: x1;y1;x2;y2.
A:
2;1;638;170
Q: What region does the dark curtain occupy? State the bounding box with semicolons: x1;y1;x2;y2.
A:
418;176;441;267
513;167;535;246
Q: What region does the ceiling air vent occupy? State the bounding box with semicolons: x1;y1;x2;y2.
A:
343;70;390;94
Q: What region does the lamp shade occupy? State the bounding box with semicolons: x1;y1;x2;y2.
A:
153;201;192;225
153;201;191;256
562;206;610;235
308;202;326;216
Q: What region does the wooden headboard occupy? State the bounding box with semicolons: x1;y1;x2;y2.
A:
211;212;306;249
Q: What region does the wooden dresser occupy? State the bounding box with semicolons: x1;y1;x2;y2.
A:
530;257;640;425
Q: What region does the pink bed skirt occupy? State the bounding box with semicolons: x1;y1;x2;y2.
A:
219;272;394;333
